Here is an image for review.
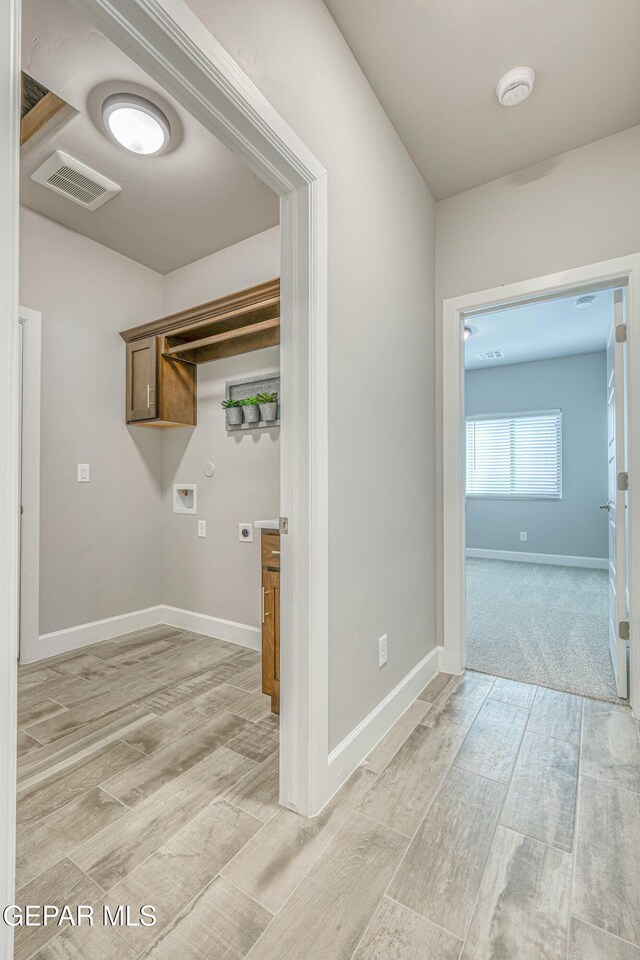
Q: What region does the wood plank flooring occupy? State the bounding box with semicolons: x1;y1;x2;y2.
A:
15;629;640;960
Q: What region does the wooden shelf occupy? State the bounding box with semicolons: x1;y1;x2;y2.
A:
120;278;280;365
119;279;280;427
165;316;279;364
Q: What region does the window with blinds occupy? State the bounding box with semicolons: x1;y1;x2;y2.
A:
465;410;562;499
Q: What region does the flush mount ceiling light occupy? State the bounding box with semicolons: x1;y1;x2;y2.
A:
464;326;473;341
102;93;170;155
575;295;596;309
496;67;535;107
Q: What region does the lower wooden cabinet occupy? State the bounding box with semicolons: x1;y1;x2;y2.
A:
261;529;280;714
125;335;196;427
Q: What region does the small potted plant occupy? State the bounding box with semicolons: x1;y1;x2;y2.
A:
241;395;260;424
257;391;279;422
221;397;243;425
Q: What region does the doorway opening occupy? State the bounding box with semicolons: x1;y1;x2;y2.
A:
463;285;628;702
4;0;331;943
15;0;293;922
441;255;640;720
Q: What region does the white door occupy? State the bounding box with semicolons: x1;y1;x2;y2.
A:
18;307;41;665
606;288;628;698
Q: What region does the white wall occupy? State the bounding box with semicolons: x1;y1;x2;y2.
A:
436;126;640;303
436;124;640;641
163;226;279;309
184;0;437;750
162;229;281;627
19;208;165;637
465;353;608;560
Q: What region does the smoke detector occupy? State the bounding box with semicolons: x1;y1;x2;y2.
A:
31;150;121;210
496;67;535;107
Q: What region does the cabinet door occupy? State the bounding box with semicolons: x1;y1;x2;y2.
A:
261;530;280;571
272;572;280;713
126;337;157;421
261;570;277;696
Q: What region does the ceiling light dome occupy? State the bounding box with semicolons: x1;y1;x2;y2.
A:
496;67;535;107
102;93;170;155
575;295;596;309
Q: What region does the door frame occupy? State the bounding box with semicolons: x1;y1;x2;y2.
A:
18;307;42;666
0;0;21;943
442;253;640;720
1;0;329;943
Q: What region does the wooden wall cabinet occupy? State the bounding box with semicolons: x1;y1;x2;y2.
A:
125;335;196;427
120;278;279;427
261;529;280;714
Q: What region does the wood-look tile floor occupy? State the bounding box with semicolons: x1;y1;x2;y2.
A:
15;628;640;960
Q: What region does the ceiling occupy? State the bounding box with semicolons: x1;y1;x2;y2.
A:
323;0;640;200
464;288;614;370
20;0;279;274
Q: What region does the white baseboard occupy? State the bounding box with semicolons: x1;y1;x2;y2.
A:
33;604;259;663
321;645;441;811
160;606;260;650
35;605;166;662
466;547;608;570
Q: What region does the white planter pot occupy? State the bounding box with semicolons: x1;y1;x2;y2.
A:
226;407;243;425
259;402;278;422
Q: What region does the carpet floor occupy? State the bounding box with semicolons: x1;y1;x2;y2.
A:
466;558;624;703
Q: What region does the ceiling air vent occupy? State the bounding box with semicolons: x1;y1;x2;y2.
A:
475;350;504;361
31;150;121;211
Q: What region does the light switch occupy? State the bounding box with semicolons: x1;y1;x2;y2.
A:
198;520;207;538
77;464;90;483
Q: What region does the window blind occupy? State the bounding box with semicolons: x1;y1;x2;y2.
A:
465;410;562;499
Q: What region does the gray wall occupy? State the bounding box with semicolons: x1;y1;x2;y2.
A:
19;208;165;636
185;0;438;750
436;124;640;641
465;353;608;559
162;231;281;626
21;212;281;639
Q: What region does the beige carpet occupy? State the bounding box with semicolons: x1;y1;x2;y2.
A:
466;558;625;703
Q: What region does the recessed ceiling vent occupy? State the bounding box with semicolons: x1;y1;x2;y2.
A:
31;150;121;211
476;350;504;361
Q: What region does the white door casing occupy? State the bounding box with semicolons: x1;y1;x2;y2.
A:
442;254;640;721
0;0;21;953
606;289;628;697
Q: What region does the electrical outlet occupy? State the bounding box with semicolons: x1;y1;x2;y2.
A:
239;522;253;543
520;532;527;542
378;634;388;668
198;520;207;538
